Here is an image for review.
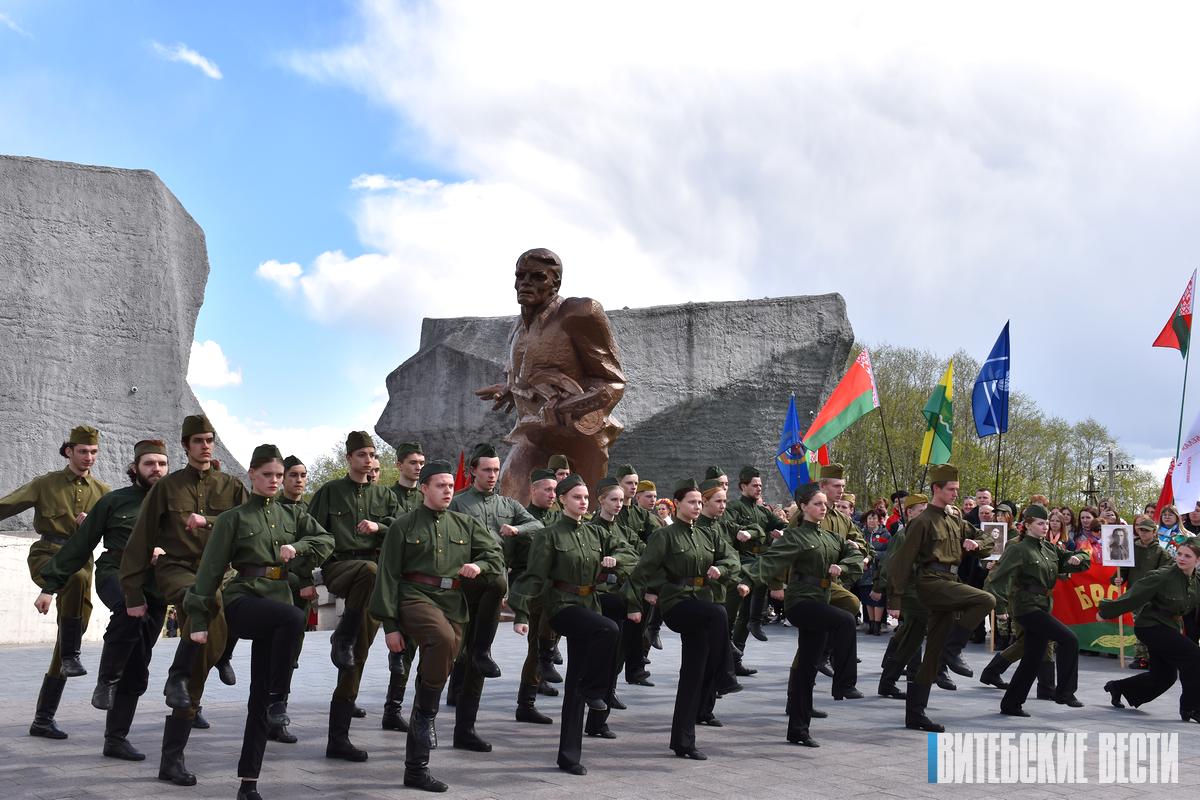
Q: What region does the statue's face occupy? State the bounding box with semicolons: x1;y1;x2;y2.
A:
515;263;560;308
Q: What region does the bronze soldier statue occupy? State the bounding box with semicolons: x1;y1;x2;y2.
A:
476;248;626;504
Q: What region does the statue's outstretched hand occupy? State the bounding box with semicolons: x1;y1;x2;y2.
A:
475;383;514;413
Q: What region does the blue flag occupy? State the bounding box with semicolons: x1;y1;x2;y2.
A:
776;394;810;493
972;321;1010;437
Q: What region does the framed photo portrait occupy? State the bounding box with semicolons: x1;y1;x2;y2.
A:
982;521;1008;560
1101;524;1135;568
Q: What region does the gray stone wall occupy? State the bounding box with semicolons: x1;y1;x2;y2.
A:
376;295;854;501
0;156;242;528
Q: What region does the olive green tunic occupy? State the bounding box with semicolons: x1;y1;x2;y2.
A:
724;495;780;557
391;481;423;514
447;486;543;540
617;501;663;544
695;512;746;602
185;494;334;633
0;467;111;541
307;475;400;557
506;503;560;578
821;506;868;551
987;535;1090;617
1100;564;1200;630
509;515;637;625
370;505;505;632
750;519;863;608
584;514;641;590
120;464;248;609
40;485;155;599
885;504;994;608
623;518;740;615
1120;541;1174;586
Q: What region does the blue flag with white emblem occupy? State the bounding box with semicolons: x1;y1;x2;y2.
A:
972;321;1010;437
776;394;808;493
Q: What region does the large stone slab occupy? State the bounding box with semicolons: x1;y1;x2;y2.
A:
0;155;241;528
376;294;854;500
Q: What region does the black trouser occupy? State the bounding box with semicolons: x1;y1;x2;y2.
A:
224;595;305;780
550;604;619;767
1003;610;1077;708
622;601;650;679
661;600;727;751
587;592;627;733
459;572;507;700
787;599;856;728
1111;625;1200;715
96;574;166;697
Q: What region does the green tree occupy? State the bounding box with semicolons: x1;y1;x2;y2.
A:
306;435;400;495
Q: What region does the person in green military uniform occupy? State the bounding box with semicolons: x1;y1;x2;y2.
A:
694;477;747;725
375;441;426;737
120;414;249;786
813;464;868;681
1;424;110;739
185;444;334;800
1115;517;1175;670
445;442;543;751
548;454;571;482
307;430;401;762
36;438;169;760
986;503;1089;717
1100;538;1200;720
510;474;631;775
886;465;994;732
582;477;641;734
614;465;663;684
723;466;782;656
369;459;505;793
512;467;560;724
751;482;863;747
392;442;426;514
267;454;315;744
874;493;929;699
624;478;746;761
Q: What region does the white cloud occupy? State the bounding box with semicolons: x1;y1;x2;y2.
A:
151;41;223;80
256;259;303;290
1136;456;1174;483
276;2;1200;458
197;392;388;468
0;13;31;38
187;340;242;389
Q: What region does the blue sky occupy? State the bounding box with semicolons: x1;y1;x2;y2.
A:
2;1;1197;476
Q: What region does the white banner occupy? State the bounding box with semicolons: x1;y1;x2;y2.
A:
1173;408;1200;509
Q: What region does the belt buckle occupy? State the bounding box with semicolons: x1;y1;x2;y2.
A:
949;565;958;575
439;577;456;590
266;566;282;580
820;579;830;589
605;573;618;584
579;585;593;596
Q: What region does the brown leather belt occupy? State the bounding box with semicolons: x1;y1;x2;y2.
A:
674;576;707;588
238;565;288;580
402;572;461;590
553;580;596;596
926;563;959;575
791;574;832;589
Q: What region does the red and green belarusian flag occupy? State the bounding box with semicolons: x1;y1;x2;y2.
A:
803;348;880;449
1153;270;1195;358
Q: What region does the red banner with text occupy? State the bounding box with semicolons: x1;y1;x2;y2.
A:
1051;563;1136;654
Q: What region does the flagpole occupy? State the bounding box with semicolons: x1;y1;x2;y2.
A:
878;405;900;494
1177;344;1192;461
993;430;1003;500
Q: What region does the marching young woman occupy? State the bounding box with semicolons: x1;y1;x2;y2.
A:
1099;538;1200;721
624;478;745;760
185;445;334;800
985;504;1090;717
751;483;863;747
509;475;632;775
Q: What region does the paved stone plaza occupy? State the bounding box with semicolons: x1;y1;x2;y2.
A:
0;622;1197;799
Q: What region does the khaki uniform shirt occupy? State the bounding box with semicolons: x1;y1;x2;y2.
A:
0;467;110;538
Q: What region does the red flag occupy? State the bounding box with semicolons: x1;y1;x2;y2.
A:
453;450;470;492
1153;271;1195;358
1155;459;1176;520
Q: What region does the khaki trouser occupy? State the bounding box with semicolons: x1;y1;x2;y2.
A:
28;541;93;678
397;599;463;689
914;571;995;684
325;559;382;702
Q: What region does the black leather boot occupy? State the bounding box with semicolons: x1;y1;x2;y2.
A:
1036;661;1056;700
29;674;68;739
905;683;944;732
404;685;448;793
877;658;907;699
538;639;562;683
157;714;197;786
979;654;1010;689
162;638;201;710
942;625;974;677
445;660;463;707
935;664;957;691
515;683;552;724
103;693;145;761
329;608;361;670
382;659;410;732
91;634;135;710
58;616;87;677
325;699;368;761
453;694;492;751
191;706;210;729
